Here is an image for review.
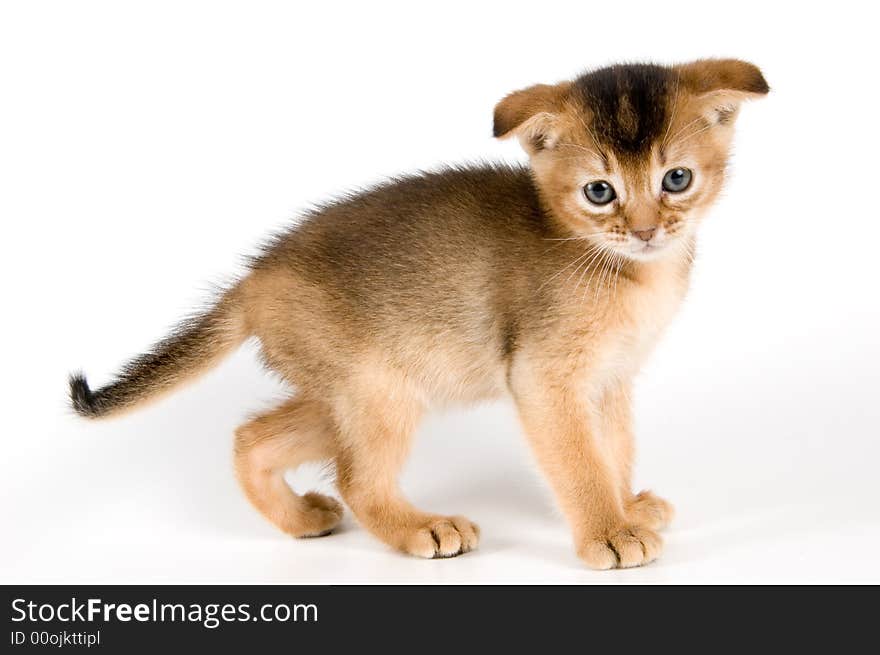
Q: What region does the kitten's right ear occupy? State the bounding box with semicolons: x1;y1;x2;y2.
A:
493;82;571;153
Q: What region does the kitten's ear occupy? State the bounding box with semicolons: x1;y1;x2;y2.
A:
675;59;769;126
493;82;571;152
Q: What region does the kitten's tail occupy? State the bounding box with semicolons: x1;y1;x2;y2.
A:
68;288;248;419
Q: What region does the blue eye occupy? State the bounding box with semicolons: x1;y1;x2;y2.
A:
662;168;693;193
584;181;616;205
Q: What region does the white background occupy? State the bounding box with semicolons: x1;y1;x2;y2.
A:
2;1;878;584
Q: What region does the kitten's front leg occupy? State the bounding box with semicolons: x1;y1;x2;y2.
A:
511;364;662;569
599;381;675;531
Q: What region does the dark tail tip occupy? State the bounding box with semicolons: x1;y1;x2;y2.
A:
69;372;100;418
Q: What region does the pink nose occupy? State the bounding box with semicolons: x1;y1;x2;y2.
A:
633;228;656;242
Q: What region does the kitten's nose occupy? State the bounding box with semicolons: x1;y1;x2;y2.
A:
633;228;656;242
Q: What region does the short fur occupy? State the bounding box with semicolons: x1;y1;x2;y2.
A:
71;59;767;568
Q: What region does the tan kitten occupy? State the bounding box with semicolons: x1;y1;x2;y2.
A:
70;59;768;569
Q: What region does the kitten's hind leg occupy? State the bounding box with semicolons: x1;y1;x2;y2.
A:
333;387;479;559
234;397;343;537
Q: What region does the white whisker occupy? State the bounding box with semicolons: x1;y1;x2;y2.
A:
563;245;602;287
611;252;623;298
536;244;599;294
665;115;705;146
585;246;613;304
674;122;715;147
573;244;608;297
594;249;612;304
661;77;681;148
574;112;606;165
543;233;609;241
556;142;602;159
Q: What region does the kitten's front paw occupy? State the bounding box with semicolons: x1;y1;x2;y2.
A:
626;490;675;531
398;516;480;559
577;525;663;570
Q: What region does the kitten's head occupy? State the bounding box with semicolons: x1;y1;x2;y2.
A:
494;60;768;261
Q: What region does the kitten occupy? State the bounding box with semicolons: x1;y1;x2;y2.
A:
70;59;768;569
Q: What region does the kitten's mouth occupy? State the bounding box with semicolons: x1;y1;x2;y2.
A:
624;241;668;261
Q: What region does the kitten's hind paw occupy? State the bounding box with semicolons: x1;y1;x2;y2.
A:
289;492;344;538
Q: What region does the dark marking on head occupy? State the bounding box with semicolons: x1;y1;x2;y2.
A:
572;64;675;157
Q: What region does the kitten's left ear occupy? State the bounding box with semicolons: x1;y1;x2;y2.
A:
675;59;769;125
493;81;572;153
